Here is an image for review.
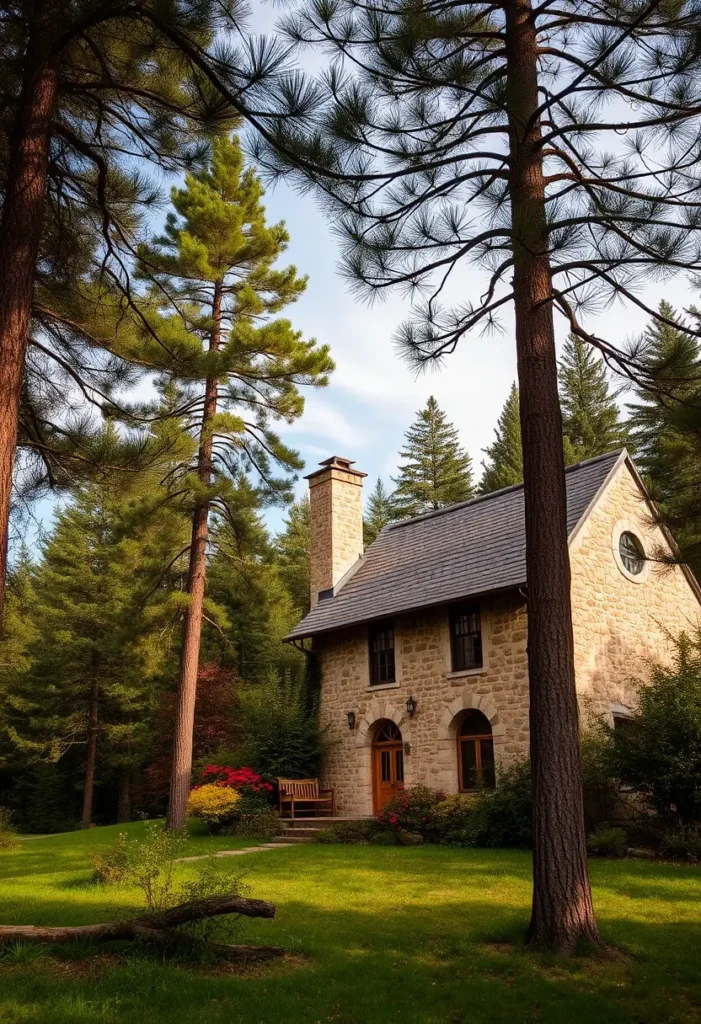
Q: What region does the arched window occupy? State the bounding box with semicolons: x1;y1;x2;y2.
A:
457;710;495;791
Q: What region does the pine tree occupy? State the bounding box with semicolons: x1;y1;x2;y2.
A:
0;1;258;615
364;478;394;544
558;337;627;463
480;384;524;494
136;135;333;829
5;479;184;828
275;496;312;618
392;397;473;517
627;302;701;574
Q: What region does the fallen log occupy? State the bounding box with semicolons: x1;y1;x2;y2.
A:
0;894;284;960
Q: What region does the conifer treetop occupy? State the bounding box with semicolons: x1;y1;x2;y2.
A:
392;396;473;517
480;383;523;495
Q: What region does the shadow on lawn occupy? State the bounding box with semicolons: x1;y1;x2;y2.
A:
0;904;700;1024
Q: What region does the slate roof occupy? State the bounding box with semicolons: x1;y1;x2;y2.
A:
286;450;624;641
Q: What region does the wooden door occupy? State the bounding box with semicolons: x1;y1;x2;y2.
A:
372;721;404;813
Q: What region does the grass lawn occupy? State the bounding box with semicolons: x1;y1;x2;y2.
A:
1;824;700;1023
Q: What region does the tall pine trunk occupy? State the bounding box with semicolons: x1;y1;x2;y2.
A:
166;281;223;830
117;772;131;824
81;671;99;830
504;0;601;953
0;8;59;618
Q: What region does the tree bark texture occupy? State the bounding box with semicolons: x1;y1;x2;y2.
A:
167;281;223;829
504;0;602;953
0;5;59;620
0;894;283;960
81;672;99;830
117;772;131;824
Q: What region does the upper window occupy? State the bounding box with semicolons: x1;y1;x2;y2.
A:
450;602;483;672
619;531;645;576
369;621;395;685
457;710;495;791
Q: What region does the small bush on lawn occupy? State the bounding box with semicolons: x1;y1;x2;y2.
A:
93;830;133;883
587;825;628;858
314;820;380;844
0;808;19;850
430;795;486;846
476;761;532;847
661;825;701;862
187;785;241;831
221;809;279;840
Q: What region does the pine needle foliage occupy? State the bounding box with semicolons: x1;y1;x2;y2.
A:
392;396;473;517
364;478;395;544
558;337;628;464
480;384;523;494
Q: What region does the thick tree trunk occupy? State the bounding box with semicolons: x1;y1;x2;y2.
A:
167;282;223;830
0;9;59;620
117;772;131;824
504;0;602;953
81;673;99;829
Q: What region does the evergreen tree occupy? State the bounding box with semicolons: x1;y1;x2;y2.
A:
627;303;701;574
275;496;312;618
558;337;627;463
136;135;333;829
4;481;184;828
364;478;394;544
0;0;257;615
480;385;523;494
392;397;473;517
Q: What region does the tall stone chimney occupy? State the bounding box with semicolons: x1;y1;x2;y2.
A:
306;456;366;607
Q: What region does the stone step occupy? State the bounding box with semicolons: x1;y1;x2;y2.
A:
281;816;373;830
273;833;317;844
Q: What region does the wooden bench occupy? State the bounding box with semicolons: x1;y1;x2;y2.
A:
277;778;335;819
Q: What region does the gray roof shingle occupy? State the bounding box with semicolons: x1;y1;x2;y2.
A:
286;450;623;640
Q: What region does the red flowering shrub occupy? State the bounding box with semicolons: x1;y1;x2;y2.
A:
376;786;445;837
196;765;273;794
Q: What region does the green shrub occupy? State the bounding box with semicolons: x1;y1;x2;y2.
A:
476;761;532;847
369;831;398;845
397;830;424;846
376;785;445;836
313;820;380;844
221;810;280;840
93;830;134;883
0;807;19;850
605;631;701;827
587;825;628;858
429;795;485;847
232;672;328;780
661;825;701;862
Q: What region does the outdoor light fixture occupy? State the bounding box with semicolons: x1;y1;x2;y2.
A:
406;695;417;718
346;711;356;731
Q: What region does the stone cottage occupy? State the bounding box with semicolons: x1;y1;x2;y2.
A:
286;451;701;816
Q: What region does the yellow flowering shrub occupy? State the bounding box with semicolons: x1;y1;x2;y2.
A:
187;784;241;827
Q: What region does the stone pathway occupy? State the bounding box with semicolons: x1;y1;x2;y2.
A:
176;843;294;863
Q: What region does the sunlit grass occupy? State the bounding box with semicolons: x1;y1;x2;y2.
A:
0;826;700;1023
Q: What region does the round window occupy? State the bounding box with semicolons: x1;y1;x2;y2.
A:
618;531;645;576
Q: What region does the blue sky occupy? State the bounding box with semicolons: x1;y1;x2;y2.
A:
21;4;699;547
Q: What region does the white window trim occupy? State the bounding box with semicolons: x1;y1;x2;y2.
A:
611;519;650;584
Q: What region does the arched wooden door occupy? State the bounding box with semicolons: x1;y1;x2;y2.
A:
372;721;404;813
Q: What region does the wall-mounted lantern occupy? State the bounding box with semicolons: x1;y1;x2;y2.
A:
346;710;356;731
406;695;417;718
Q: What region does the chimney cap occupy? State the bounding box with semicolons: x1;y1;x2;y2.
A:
305;456;367;480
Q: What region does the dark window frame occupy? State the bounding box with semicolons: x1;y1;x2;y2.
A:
457;710;496;792
368;620;396;686
450;601;483;672
619;531;645;575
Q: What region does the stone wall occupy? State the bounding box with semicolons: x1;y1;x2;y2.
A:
314;458;701;816
570;459;701;721
315;592;530;815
